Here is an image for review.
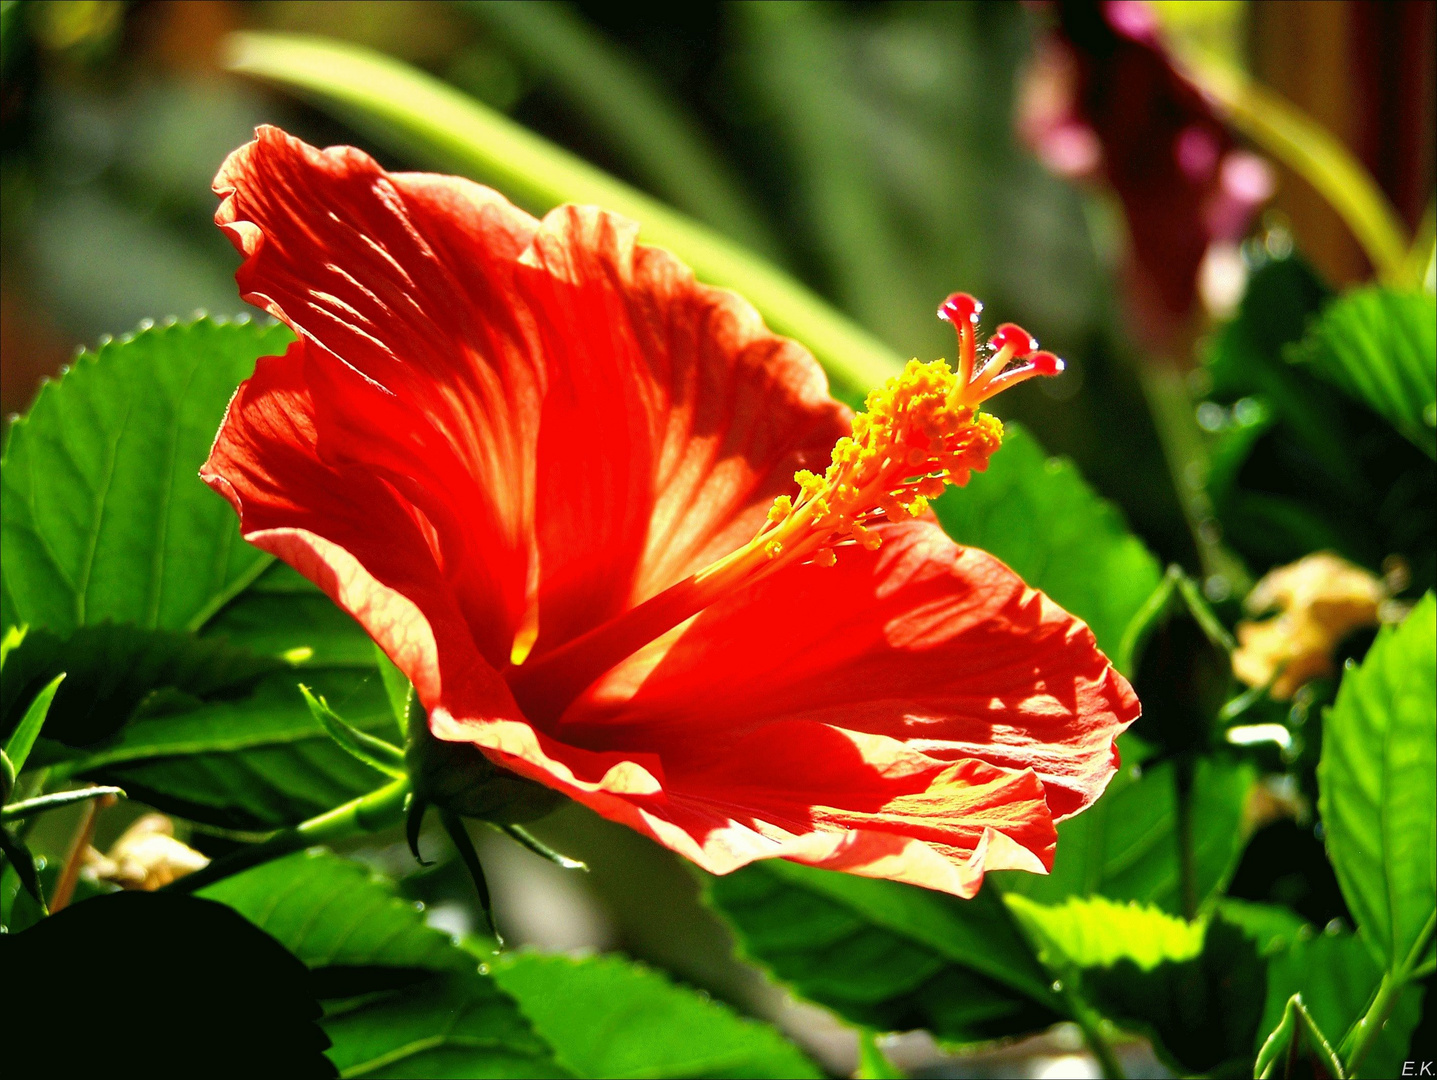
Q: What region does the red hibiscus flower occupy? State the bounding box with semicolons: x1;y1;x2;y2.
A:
202;126;1138;898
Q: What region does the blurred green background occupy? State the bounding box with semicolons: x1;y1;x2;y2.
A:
2;3;1433;1074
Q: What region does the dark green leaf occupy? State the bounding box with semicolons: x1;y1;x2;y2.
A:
993;750;1255;914
1255;994;1345;1080
1290;287;1437;459
50;668;400;829
1;624;279;748
1262;930;1425;1080
1318;594;1436;975
2;891;333;1076
492;951;823;1079
0;317;293;637
935;423;1162;667
1202;256;1436;587
706;860;1061;1044
1082;914;1268;1075
204;850;564;1078
203;561;378;669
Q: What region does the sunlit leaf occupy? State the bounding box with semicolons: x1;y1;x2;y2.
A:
1261;929;1425;1080
1318;594;1436;976
492;952;823;1079
0;317;292;637
1003;893;1205;972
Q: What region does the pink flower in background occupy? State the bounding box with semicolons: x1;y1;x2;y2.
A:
1019;0;1273;343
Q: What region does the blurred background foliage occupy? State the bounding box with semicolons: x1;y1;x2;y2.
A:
2;3;1433;1075
2;0;1432;574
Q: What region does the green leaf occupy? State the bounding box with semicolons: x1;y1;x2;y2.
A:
222;31;900;403
1255;994;1345;1080
706;860;1062;1045
202;849;469;970
492;951;823;1079
1003;893;1205;972
1004;897;1268;1074
301;685;405;779
855;1030;906;1080
0;317;293;637
203;561;378;669
1318;594;1437;976
204;849;563;1078
1261;930;1425;1080
1;624;279;748
934;423;1162;667
5;892;332;1074
1083;915;1268;1075
2;671;63;774
49;668;401;830
1289;287;1437;459
993;751;1255;914
1202;256;1436;587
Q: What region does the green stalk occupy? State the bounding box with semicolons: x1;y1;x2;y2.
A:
222;31;902;402
168;777;410;894
1136;362;1249;599
1058;979;1128;1080
1341;911;1437;1075
1178;53;1410;284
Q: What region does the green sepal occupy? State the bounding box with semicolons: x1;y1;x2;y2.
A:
440;809;497;940
406;793;433;866
373;642;413;735
498;823;586;871
405;712;561;824
3;672;65;776
300;684;406;779
0;824;45;910
1255;993;1345;1079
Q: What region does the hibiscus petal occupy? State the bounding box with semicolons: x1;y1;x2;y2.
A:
214;125;543;663
559;519;1139;824
202;342;526;722
514;205;848;653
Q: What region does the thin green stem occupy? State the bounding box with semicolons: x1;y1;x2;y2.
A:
1058;979;1127;1080
1174;755;1199;921
1136;363;1250;600
1342;911;1437;1075
1;786;125;821
167;777;410;894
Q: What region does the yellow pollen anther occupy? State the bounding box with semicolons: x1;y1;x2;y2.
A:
746;292;1061;570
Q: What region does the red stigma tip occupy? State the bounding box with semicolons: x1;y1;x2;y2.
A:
938;292;982;325
1029;351;1064;376
989;323;1035;356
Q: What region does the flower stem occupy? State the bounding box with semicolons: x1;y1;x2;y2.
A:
1136;362;1249;600
1342;911;1437;1075
166;777;411;894
1174;755;1199;921
1059;980;1127;1080
49;790;117;912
